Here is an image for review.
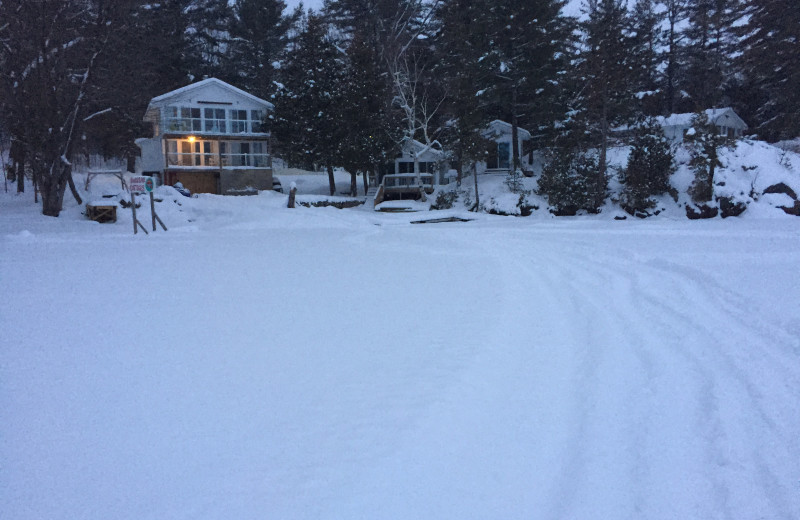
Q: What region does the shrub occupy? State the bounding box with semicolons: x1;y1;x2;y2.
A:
620;118;675;215
685;112;732;204
538;150;604;215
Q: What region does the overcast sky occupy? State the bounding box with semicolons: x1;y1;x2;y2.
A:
284;0;583;17
285;0;324;12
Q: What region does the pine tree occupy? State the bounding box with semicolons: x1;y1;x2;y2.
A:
685;111;731;203
224;0;299;101
627;0;665;116
433;0;491;187
682;0;745;110
184;0;234;80
82;1;194;172
337;31;400;196
271;13;346;195
662;0;687;114
478;0;572;177
577;0;633;210
620;118;675;214
538;149;600;215
738;0;800;141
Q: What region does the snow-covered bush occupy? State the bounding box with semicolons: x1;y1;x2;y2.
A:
620;118;676;215
538;150;604;215
685;113;732;204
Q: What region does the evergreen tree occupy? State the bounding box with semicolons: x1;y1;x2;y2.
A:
337;30;400;196
627;0;665;116
82;1;194;172
478;0;572;176
538;149;601;215
577;0;634;210
620;118;675;214
685;111;731;203
224;0;299;101
433;0;491;187
682;0;745;110
662;0;688;114
271;13;345;195
184;0;234;80
738;0;800;141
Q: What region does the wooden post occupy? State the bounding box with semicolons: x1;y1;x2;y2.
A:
150;191;167;231
132;191;138;234
131;191;148;235
150;191;156;231
287;184;296;208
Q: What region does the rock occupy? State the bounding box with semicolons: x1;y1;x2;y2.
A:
778;201;800;216
718;197;747;218
763;183;798;200
686;203;719;220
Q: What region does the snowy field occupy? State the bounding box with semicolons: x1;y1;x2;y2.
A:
2;173;800;519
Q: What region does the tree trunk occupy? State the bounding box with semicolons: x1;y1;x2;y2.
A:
40;170;65;217
511;86;520;174
350;171;357;197
16;152;25;194
455;151;463;187
362;170;368;195
326;161;336;196
597;90;609;211
67;167;83;205
126;153;136;173
471;162;480;211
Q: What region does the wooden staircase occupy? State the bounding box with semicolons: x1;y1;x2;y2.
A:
367;184;384;208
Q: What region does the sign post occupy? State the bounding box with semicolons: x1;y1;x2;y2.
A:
130;176;166;234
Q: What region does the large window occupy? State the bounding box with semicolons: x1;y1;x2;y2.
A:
397;161;435;174
166;139;219;167
164;105;268;135
231;110;248;133
165;106;201;132
250;110;266;133
204;108;226;133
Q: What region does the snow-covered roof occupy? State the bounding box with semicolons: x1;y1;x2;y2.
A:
657;108;747;129
147;78;273;110
483;120;532;140
402;139;445;157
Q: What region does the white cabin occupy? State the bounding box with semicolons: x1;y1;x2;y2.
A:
658;108;748;142
135;78;274;195
480;120;532;174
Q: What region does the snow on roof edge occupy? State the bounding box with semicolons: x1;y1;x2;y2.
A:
147;78;274;109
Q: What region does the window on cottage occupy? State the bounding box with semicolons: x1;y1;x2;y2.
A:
250;110;266;133
231;110;248;133
204;108;227;133
497;142;511;169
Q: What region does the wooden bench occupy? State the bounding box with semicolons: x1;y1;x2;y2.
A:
86;203;117;223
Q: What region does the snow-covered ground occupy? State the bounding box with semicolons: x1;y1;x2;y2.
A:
2;170;800;519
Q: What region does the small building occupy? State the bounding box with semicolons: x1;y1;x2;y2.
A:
370;139;448;205
480;120;532;174
136;78;274;195
658;108;748;142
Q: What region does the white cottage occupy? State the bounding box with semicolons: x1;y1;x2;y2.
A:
136;78;274;195
480;120;532;174
658;107;748;142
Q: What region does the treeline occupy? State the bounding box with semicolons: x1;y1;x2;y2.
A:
0;0;797;216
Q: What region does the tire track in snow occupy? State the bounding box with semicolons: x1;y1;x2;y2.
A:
527;233;800;519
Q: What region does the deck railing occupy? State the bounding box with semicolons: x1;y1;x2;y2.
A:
167;153;270;168
383;173;434;190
